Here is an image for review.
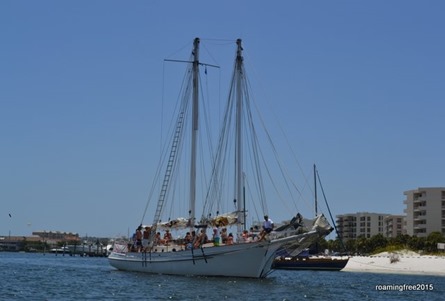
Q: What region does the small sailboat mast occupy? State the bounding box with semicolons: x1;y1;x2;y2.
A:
314;164;318;216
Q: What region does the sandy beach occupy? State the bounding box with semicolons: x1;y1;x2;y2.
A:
342;250;445;276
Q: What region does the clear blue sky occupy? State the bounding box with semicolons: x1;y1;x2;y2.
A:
1;1;444;237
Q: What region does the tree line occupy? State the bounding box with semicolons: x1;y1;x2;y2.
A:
317;232;445;255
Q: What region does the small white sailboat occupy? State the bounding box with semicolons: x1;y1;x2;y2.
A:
108;38;332;278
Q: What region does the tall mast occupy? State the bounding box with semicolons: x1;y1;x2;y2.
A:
314;164;318;216
189;37;200;227
235;39;244;232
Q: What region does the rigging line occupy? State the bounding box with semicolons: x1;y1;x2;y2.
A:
156;70;191;181
256;130;302;216
249;62;313;210
241;49;313;212
191;246;196;265
202;78;235;214
202;65;215;158
242;82;269;213
200;247;208;263
140;157;164;224
277;116;314;210
149;63;194;239
244;176;261;224
140;134;169;223
252;121;300;215
244;115;266;212
165;59;220;69
210;112;232;215
200;38;235;43
239;72;267;208
141;60;173;223
197;127;211;222
201;71;214;170
246;108;292;215
246;77;310;214
198;76;218;220
161;61;166;155
156;62;193;180
201;43;221;70
164;40;193;60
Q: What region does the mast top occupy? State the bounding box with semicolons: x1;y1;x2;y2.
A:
236;39;243;59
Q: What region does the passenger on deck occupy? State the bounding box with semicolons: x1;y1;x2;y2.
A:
248;227;258;241
259;215;274;241
242;230;249;242
135;227;143;252
212;227;220;246
220;228;228;244
129;230;137;252
142;226;151;251
194;229;208;248
184;232;192;243
163;229;172;245
184;232;192;249
227;233;234;245
155;232;162;245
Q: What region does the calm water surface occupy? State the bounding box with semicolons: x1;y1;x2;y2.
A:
1;252;443;300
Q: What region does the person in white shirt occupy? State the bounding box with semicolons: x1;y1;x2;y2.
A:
259;215;274;241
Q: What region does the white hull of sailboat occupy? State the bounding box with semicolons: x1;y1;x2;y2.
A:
109;230;322;278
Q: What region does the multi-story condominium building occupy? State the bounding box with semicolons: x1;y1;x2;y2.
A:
383;215;406;238
336;212;388;241
403;187;445;237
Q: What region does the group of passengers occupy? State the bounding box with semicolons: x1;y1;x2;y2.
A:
180;227;234;249
129;226;174;252
128;215;274;252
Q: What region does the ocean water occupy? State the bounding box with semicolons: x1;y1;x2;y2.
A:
1;252;443;301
